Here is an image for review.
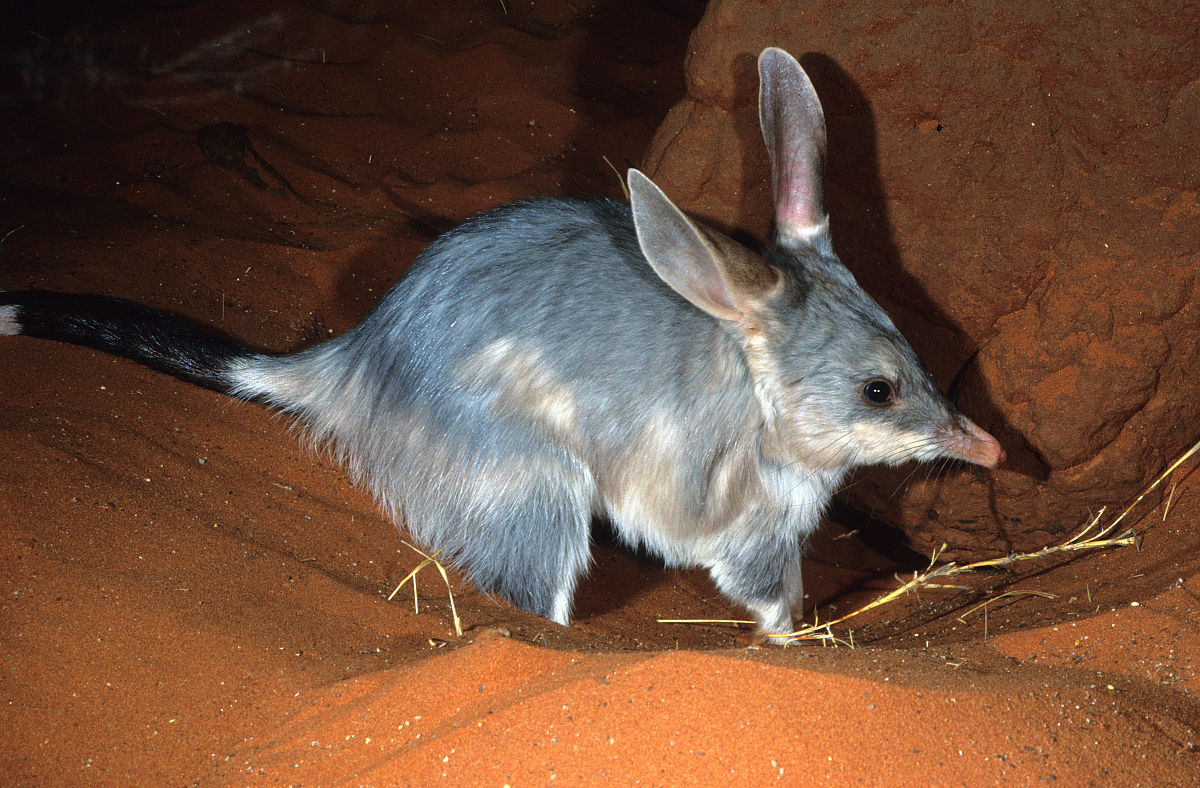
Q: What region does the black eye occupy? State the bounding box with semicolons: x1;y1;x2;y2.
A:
862;379;895;406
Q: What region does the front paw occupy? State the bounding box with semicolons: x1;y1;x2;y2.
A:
743;601;794;646
745;625;795;647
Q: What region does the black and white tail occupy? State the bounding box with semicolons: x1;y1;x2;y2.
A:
0;290;252;393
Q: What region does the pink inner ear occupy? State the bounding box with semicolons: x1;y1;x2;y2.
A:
771;130;828;236
758;49;829;239
775;177;824;234
701;278;741;320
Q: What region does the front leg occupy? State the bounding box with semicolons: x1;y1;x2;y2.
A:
783;546;804;622
707;533;798;641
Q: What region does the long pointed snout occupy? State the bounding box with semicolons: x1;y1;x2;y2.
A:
952;416;1006;468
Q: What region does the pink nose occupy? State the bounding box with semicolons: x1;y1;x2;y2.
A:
957;416;1005;468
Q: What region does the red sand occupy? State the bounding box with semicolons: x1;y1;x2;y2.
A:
2;1;1198;785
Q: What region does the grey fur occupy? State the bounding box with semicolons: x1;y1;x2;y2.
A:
4;49;1003;637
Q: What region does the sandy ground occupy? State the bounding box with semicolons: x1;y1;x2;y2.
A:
1;1;1198;785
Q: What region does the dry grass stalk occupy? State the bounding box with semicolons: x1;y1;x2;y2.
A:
603;155;630;200
955;590;1058;623
388;540;463;637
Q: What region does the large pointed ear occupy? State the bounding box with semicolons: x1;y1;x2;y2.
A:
758;47;829;242
627;168;779;324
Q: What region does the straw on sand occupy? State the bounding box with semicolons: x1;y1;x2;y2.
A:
388;541;463;637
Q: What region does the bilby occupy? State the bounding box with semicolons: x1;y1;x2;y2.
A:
0;48;1003;638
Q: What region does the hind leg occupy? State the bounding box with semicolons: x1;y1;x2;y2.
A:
479;483;593;625
412;459;595;626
